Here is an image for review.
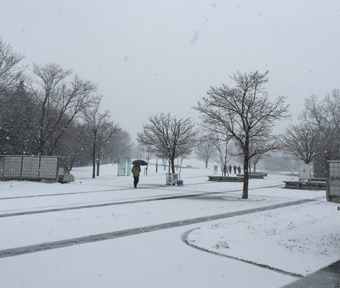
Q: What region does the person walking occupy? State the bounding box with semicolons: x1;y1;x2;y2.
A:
233;165;237;174
131;164;141;188
237;166;241;174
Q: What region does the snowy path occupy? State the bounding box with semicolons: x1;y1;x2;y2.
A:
0;198;313;259
0;183;286;218
0;225;296;288
0;165;337;288
0;183;319;251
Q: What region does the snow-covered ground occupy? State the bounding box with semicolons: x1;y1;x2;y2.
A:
0;161;339;288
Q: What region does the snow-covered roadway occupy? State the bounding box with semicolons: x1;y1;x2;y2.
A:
0;165;335;288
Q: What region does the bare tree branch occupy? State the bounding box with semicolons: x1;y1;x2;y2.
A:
194;71;289;199
137;113;197;173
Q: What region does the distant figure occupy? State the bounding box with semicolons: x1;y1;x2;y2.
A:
131;164;141;188
233;165;237;174
223;165;227;176
228;165;232;174
237;166;241;174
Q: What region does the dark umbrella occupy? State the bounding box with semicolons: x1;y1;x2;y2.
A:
132;160;148;166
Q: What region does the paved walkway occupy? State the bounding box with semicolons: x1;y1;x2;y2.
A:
4;195;336;288
283;260;340;288
0;199;312;259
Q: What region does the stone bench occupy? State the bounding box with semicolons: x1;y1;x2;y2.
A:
311;177;326;182
208;176;244;182
284;181;326;190
237;173;265;179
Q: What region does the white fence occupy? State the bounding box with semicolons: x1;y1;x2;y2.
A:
0;155;60;182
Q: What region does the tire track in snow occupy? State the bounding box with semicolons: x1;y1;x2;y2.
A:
0;181;213;201
0;176;283;201
0;184;284;218
0;198;314;259
0;174;212;201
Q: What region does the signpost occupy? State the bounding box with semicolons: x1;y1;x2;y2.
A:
117;156;131;176
299;162;311;181
327;160;340;203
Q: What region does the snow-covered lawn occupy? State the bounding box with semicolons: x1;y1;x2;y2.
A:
0;162;339;287
186;200;340;277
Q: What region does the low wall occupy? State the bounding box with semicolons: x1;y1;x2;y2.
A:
208;176;244;182
284;181;326;190
237;173;266;179
0;155;60;182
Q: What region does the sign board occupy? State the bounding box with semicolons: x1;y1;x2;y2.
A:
299;162;311;181
166;173;172;185
172;173;180;185
327;160;340;203
117;156;131;176
165;173;181;185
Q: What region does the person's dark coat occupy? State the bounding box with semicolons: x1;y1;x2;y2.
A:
131;165;141;177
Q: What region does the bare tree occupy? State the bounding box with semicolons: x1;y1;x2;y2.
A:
54;119;96;170
303;90;340;135
138;145;153;175
0;81;37;154
214;134;233;176
0;40;26;153
0;38;24;95
82;103;120;178
137;113;197;173
195;133;217;169
105;129;133;163
301;90;340;176
161;158;167;171
249;154;262;173
26;63;98;155
283;123;320;164
194;71;289;199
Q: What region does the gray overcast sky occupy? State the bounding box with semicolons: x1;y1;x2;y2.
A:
1;0;340;139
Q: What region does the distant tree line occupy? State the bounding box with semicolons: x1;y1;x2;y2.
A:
137;71;289;199
2;37;338;193
283;89;340;177
0;38;132;176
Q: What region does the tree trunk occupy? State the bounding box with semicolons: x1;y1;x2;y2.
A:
92;144;96;179
96;158;100;176
242;137;249;199
96;149;101;177
242;154;249;199
171;159;175;173
205;160;208;169
69;154;76;170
